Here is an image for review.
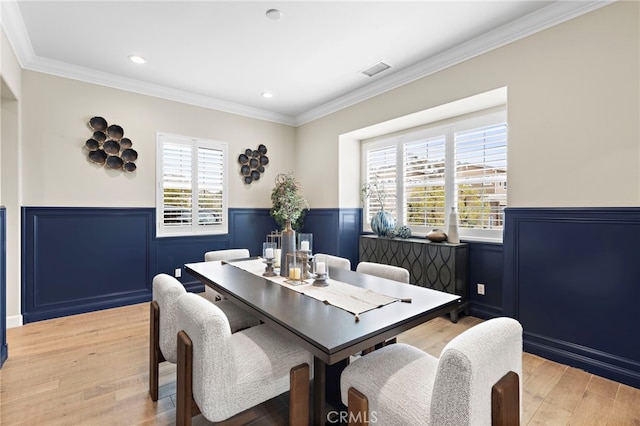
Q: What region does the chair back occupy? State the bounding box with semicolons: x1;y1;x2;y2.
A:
152;273;187;363
177;293;234;415
204;248;250;262
356;261;410;283
314;253;351;270
431;317;523;425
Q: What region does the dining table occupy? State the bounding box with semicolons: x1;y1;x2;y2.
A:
185;258;460;425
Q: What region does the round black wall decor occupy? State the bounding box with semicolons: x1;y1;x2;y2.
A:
239;144;268;184
85;116;138;172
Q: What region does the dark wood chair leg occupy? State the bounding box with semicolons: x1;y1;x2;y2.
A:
348;387;369;426
149;301;165;401
177;330;200;426
492;371;520;426
289;363;310;426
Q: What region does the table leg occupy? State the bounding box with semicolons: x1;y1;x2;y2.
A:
313;357;349;425
313;357;326;426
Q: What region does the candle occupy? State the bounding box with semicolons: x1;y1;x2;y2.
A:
315;261;326;275
265;248;274;259
300;241;310;251
289;267;301;280
274;249;281;267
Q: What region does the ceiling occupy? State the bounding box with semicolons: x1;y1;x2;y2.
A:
1;1;608;125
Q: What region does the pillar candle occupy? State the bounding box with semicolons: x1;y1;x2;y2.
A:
289;267;301;280
315;261;326;275
300;241;310;251
265;248;274;259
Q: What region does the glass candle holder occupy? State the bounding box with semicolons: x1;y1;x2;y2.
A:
263;242;277;260
313;257;329;286
298;233;313;254
262;242;278;277
285;252;303;284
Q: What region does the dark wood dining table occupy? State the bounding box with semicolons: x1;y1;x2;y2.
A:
185;259;460;425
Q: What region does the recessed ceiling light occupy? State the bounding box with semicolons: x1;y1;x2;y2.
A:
128;55;146;64
266;9;283;20
262;92;273;99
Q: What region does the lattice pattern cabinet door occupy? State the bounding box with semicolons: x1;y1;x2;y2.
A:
359;235;469;322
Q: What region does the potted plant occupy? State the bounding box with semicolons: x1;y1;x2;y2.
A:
270;172;309;231
361;178;395;237
270;173;310;276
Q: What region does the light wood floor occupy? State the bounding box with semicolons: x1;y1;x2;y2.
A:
1;302;639;425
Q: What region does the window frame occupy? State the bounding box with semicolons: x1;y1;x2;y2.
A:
156;132;228;237
361;109;507;242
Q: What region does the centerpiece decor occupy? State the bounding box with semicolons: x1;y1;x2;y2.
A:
361;178;395;237
270;173;310;277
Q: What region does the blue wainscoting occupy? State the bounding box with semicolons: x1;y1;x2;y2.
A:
22;207;156;323
20;207;358;323
303;208;362;270
503;207;640;389
466;241;503;319
1;207;7;368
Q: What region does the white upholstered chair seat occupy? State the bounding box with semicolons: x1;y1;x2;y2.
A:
342;344;438;425
314;253;351;271
176;293;312;425
341;317;523;426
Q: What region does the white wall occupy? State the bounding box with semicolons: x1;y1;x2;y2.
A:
296;1;640;209
21;71;296;208
1;27;23;323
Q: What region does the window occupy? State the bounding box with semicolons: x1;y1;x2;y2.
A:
362;110;507;241
156;133;228;236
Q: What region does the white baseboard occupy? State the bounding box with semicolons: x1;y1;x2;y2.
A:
6;315;23;328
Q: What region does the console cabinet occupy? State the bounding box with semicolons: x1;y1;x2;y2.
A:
359;235;469;322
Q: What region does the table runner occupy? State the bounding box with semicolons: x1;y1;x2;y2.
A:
226;258;398;316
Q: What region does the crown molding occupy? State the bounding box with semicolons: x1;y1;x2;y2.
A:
25;55;297;126
2;0;613;128
293;0;614;126
1;0;35;67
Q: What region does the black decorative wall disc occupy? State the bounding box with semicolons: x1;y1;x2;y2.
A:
239;144;268;184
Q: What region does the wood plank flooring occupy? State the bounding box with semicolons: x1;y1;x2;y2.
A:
1;302;639;425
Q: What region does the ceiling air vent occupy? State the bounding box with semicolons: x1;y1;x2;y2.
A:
360;61;391;77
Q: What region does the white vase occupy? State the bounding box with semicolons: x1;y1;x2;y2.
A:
447;207;460;244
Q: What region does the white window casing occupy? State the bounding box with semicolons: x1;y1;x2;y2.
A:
156;133;228;237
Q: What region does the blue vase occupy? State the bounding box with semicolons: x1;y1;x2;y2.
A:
371;210;395;237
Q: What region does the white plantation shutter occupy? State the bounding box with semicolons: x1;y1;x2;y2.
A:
157;134;227;236
364;145;397;225
197;147;224;227
362;109;507;241
404;135;446;230
162;142;193;227
455;123;507;230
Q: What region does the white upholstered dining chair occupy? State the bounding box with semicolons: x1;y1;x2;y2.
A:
175;292;313;426
314;253;352;271
356;261;410;284
203;248;251;300
149;273;259;401
356;261;410;352
340;317;523;426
